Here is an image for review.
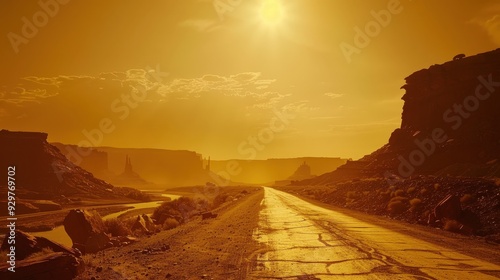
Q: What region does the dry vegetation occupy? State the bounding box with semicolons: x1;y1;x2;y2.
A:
95;187;249;239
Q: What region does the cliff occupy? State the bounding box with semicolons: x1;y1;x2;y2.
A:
53;144;224;187
300;48;500;185
0;130;132;199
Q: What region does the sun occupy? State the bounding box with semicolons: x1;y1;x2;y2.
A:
260;0;284;25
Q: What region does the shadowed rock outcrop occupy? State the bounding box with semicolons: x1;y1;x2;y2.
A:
63;209;110;254
299;48;500;185
0;252;81;280
428;194;482;235
0;130;115;198
0;130;151;204
0;231;82;279
0;231;80;260
131;214;157;234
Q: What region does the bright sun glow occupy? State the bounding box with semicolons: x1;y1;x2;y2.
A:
260;0;284;25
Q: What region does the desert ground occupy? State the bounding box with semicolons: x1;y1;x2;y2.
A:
75;186;500;280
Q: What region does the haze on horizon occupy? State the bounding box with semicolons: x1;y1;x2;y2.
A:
1;0;499;160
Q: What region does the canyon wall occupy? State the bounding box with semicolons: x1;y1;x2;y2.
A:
301;48;500;185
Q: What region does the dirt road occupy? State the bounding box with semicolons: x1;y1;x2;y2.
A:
250;187;500;279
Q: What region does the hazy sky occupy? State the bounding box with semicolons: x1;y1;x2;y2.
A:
1;0;498;160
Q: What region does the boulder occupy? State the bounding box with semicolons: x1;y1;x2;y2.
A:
431;194;482;235
0;231;79;260
63;209;109;254
0;252;81;280
201;212;218;220
131;215;151;234
433;194;462;221
85;232;111;254
141;214;157;232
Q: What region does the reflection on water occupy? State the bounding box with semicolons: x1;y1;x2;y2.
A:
30;198;170;247
162;193;181;200
34;224;72;247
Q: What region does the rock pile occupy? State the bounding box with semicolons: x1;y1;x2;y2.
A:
131;214;157;234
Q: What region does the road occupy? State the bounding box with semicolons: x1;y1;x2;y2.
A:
250;187;500;279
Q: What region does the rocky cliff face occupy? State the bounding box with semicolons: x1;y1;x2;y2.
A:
0;130;124;199
53;143;213;187
301;48;500;185
400;49;500;136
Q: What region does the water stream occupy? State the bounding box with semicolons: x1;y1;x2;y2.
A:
31;193;181;247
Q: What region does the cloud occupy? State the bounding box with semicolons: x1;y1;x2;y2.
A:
23;76;60;86
157;72;286;108
469;6;500;46
324;92;344;99
482;15;500;45
0;69;288;125
230;72;261;82
281;100;319;113
0;86;57;105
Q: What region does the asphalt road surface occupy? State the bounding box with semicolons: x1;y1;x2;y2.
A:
250;187;500;279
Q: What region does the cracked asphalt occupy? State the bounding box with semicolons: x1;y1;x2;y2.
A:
250;187;500;279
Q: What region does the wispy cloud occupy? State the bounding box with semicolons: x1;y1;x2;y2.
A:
469;4;500;46
157;72;288;108
0;70;290;120
324;92;344;99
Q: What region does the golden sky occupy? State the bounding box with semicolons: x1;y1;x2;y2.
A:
0;0;499;160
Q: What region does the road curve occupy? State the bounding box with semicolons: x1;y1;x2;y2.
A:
250;187;500;279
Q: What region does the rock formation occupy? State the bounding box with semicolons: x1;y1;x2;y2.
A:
52;143;110;179
0;130;151;203
0;252;81;280
0;130;115;198
212;157;347;185
453;53;466;60
1;231;80;260
131;214;157;234
288;161;313;181
428;194;481;235
300;48;500;185
63;209;110;254
0;231;81;279
112;155;149;185
201;212;218;220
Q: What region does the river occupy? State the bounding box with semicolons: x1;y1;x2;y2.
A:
32;194;181;247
